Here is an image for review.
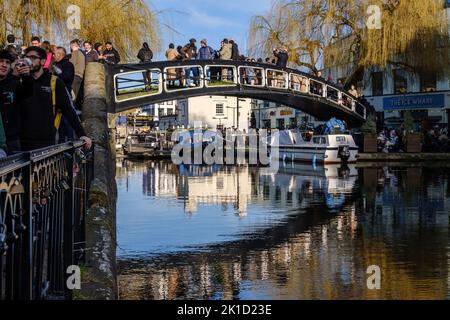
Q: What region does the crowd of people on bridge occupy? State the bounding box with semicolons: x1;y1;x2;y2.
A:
0;34;96;158
153;37;361;106
152;38;290;88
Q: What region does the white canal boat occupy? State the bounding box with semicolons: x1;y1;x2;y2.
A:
270;130;359;164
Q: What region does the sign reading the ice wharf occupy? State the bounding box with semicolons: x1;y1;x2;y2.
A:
383;94;445;111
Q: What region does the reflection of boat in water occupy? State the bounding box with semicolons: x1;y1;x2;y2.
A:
262;162;358;210
174;129;221;158
177;164;220;177
124;133;159;155
270;119;358;164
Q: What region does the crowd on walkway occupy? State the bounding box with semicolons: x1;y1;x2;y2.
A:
0;34;99;158
376;124;450;153
377;126;406;153
423;126;449;152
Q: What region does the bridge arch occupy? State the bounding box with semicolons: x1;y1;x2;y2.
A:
105;60;368;127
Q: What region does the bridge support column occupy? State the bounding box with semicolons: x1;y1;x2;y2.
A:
80;63;118;299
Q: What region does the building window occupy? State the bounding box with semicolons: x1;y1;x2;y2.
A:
371;72;383;96
167;109;173;115
158;109;165;116
393;69;408;94
216;103;224;116
420;72;437;92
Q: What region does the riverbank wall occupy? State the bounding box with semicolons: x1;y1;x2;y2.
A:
80;63;118;299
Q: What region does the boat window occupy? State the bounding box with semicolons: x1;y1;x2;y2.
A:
313;137;326;144
336;136;347;142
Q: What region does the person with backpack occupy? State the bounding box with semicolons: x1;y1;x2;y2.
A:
137;42;153;63
138;42;154;91
19;46;91;151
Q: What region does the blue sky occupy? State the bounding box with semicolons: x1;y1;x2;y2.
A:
146;0;273;59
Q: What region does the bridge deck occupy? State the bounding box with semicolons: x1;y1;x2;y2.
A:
105;60;368;127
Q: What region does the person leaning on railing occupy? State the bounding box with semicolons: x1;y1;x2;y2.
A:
19;46;92;151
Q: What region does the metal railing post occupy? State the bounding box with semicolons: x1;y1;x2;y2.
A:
63;145;75;299
20;152;33;300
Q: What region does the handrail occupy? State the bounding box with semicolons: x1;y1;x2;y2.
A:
106;60;367;123
0;141;94;300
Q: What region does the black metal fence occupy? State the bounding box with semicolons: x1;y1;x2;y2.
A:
0;141;93;300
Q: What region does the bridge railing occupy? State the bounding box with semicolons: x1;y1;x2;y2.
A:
0;141;94;300
108;60;367;121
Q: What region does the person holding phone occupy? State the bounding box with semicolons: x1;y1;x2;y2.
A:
0;49;33;153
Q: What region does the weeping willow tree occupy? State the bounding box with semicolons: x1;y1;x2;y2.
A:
249;0;449;78
0;0;160;61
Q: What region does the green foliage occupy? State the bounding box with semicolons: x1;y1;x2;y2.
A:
360;113;377;134
403;110;415;133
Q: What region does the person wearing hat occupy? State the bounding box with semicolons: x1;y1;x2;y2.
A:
181;38;198;61
198;39;215;60
0;49;34;153
198;39;215;83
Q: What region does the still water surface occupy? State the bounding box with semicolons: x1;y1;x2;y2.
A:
117;160;450;300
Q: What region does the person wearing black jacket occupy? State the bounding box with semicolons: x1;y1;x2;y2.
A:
103;42;121;65
273;47;289;68
20;46;91;151
53;46;76;143
53;46;75;92
0;49;33;153
181;39;199;86
137;42;153;63
230;39;240;61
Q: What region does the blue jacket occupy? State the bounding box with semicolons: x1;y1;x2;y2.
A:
198;46;215;60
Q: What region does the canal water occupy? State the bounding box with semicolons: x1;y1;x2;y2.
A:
116;160;450;300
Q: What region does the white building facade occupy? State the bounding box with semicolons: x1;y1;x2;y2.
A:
177;96;253;131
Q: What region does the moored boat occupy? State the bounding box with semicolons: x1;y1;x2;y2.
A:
270;119;358;164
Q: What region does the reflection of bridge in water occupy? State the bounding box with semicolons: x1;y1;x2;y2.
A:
106;61;368;126
117;162;450;300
